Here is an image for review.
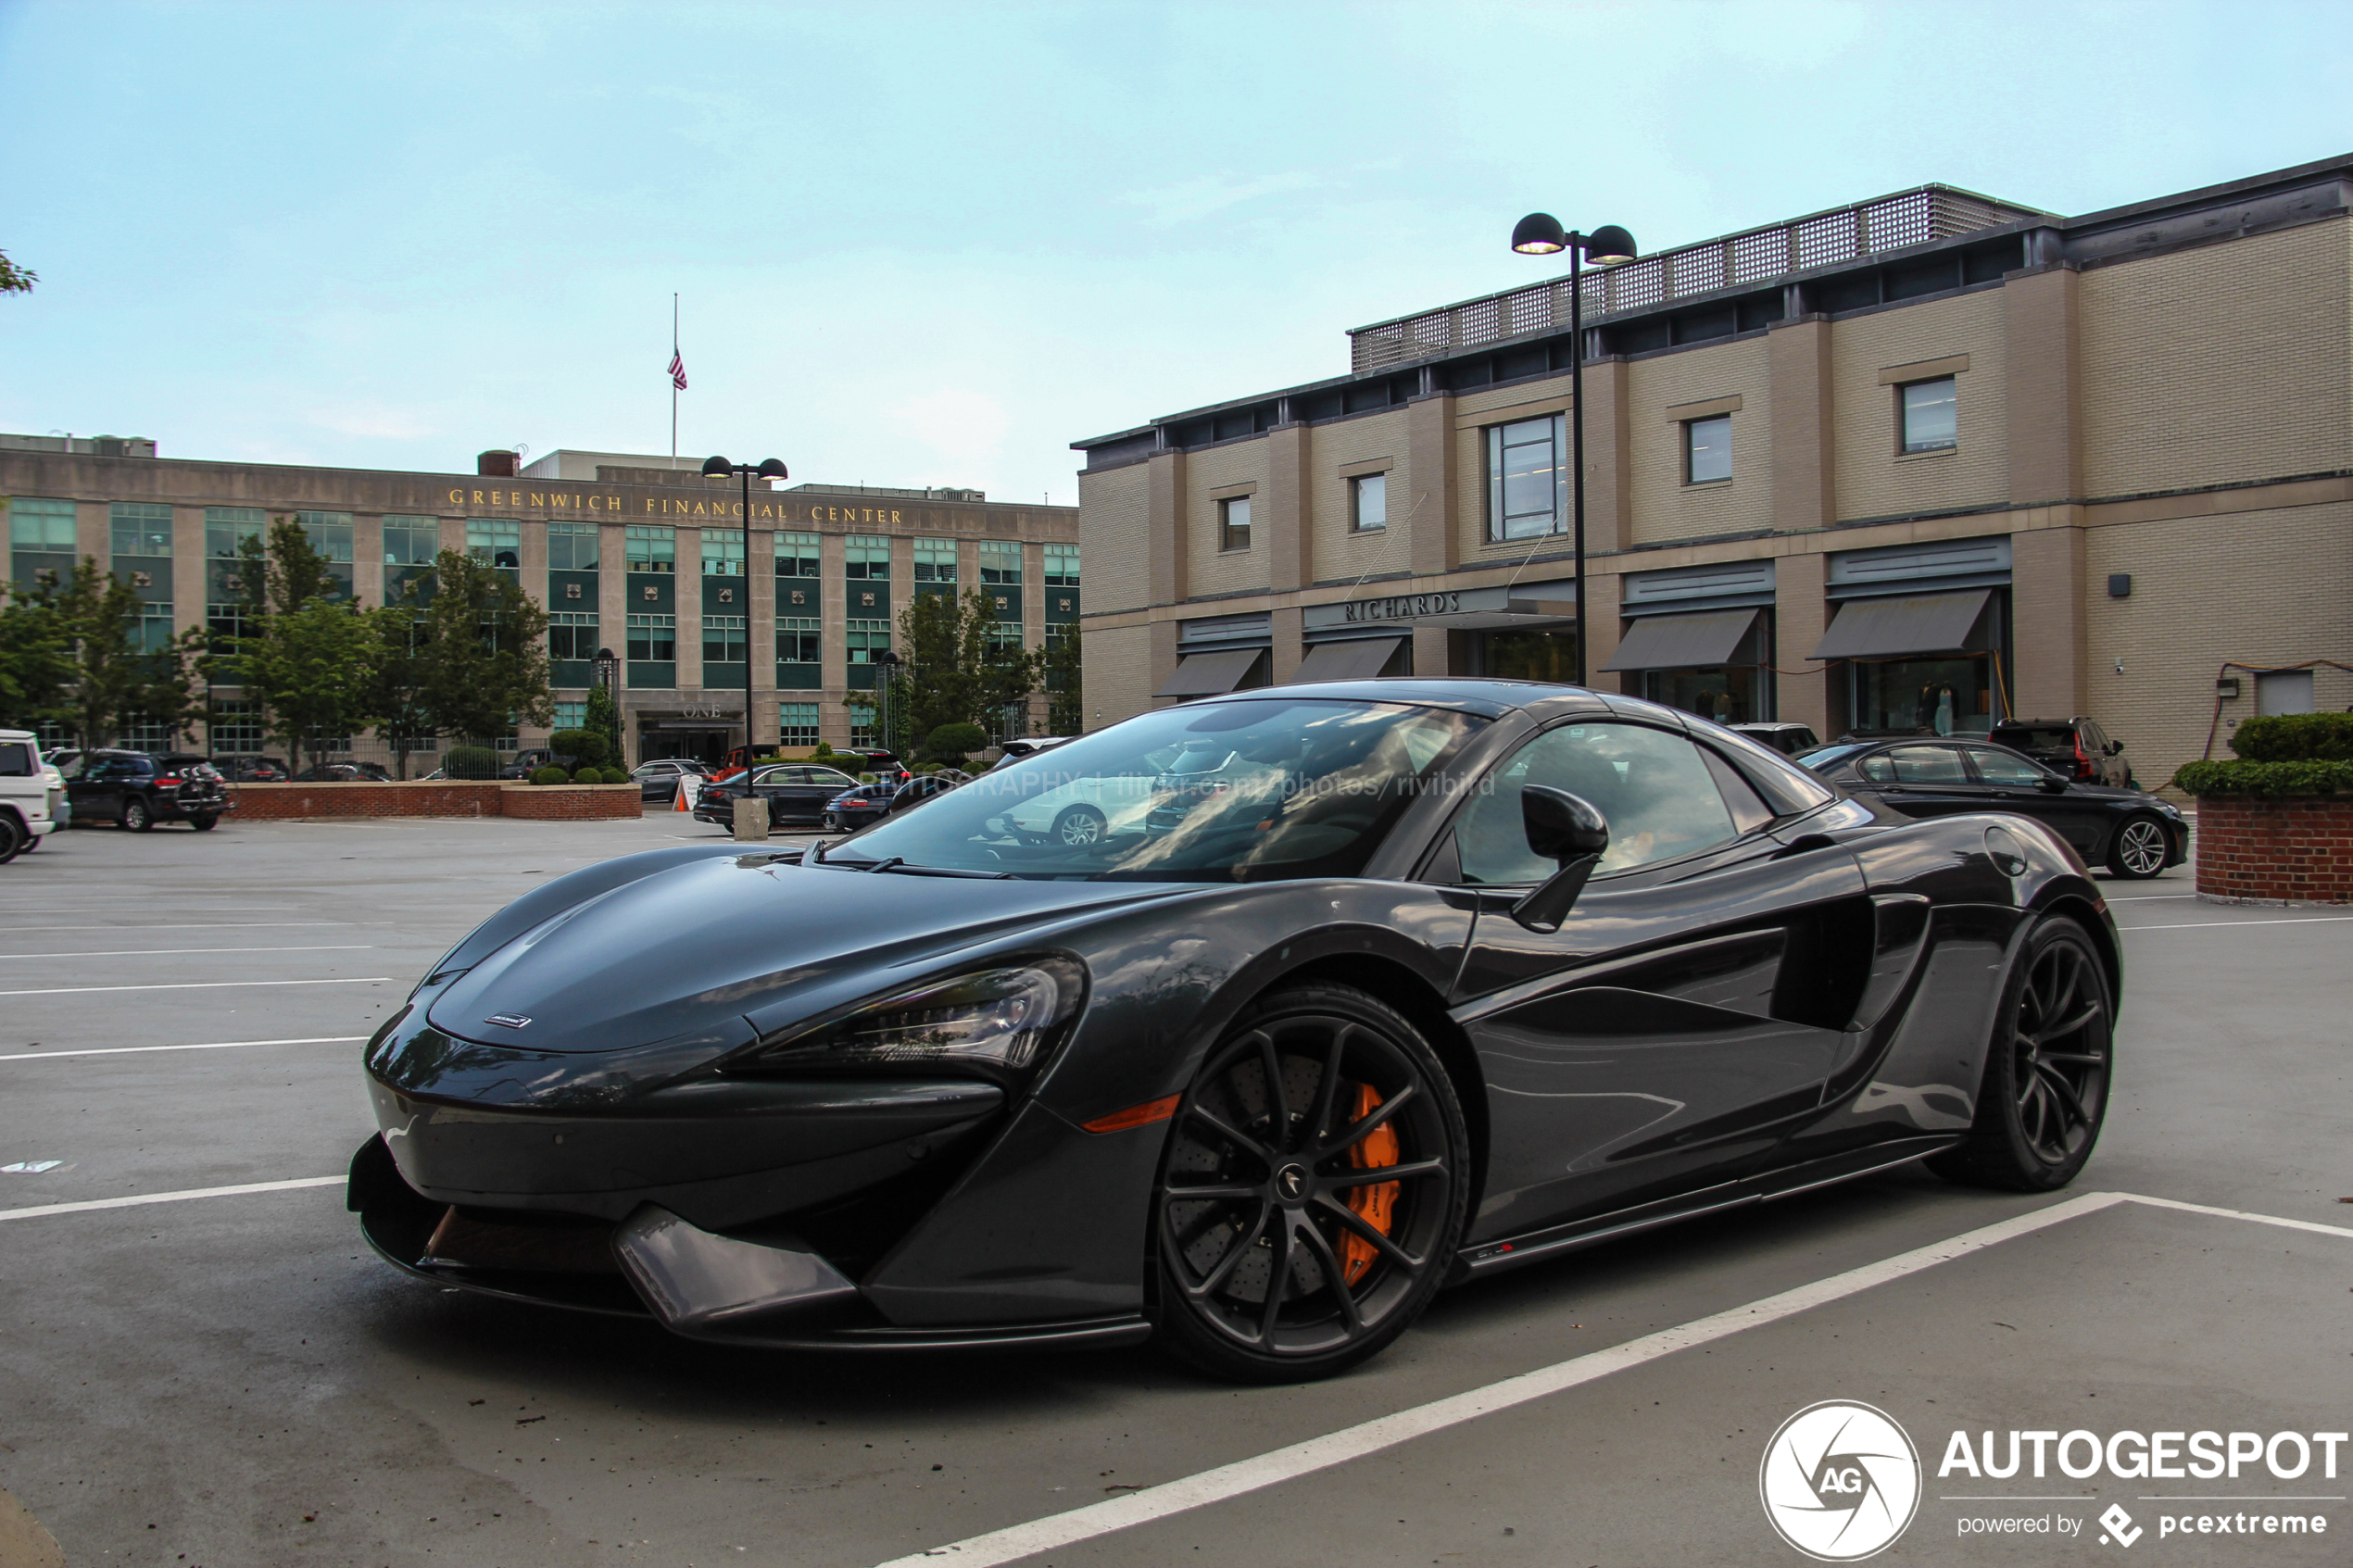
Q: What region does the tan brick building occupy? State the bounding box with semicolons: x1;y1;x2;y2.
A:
1073;156;2353;789
2;444;1077;766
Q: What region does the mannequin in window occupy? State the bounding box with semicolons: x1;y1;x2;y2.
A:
1932;684;1957;737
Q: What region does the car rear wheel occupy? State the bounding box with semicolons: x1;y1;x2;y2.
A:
1051;805;1106;847
1153;983;1468;1383
121;798;153;833
189;815;218;832
1929;916;2111;1192
2106;813;2170;879
0;814;25;864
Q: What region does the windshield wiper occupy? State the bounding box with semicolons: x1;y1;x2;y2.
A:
812;848;1014;880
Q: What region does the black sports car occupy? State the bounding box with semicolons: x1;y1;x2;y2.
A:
353;680;2122;1381
1798;735;2186;880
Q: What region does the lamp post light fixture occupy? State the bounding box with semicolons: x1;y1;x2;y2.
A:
875;648;902;759
1508;215;1637;686
591;646;621;765
701;455;789;762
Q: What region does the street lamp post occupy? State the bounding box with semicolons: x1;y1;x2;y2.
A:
1508;215;1637;687
875;648;902;760
700;456;789;764
592;645;619;763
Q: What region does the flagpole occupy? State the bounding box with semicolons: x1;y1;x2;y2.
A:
671;293;678;464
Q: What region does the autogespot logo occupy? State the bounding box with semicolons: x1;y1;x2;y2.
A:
1760;1401;1923;1562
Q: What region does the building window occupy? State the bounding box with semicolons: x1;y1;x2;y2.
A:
774;531;820;577
847;709;875;747
1684;416;1732;484
778;703;820;746
133;603;176;654
775;617;821;663
624;524;675;572
553;701;585;731
467;518;521;572
987;622;1025;655
1219;495;1252;552
979;540;1022;584
1042;542;1080;585
701;533;745;576
204;507;263;558
702;614;747;664
9;497;78;591
546;520;598;571
384;516;440;566
120;716;180;751
1486;415;1567;541
845;535;890;580
846;619;890;665
208;699;263;754
1350;472;1387;531
548;610;598;661
109;502;173;558
624;613;676;661
1900;378;1957;454
913;538;958;583
206;602;248;650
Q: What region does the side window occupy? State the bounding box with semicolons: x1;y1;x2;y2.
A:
1454;722;1741;884
1857;753;1895;784
1886;745;1969;784
1969;748;2047;786
1700;749;1774;834
0;743;30;777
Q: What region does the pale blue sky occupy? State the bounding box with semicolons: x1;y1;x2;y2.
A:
2;1;2348;503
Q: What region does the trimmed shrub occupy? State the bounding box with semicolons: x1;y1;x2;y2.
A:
925;722;988;765
444;745;501;780
529;765;570;785
594;766;624;784
2230;712;2353;762
2173;759;2353;797
550;729;609;769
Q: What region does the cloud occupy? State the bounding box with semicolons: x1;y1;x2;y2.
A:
885;387;1013;483
1116;170;1319;227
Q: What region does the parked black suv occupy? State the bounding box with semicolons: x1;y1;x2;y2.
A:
1989;717;2133;788
66;751;232;831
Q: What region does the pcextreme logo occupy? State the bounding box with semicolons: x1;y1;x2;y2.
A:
1760;1401;1923;1561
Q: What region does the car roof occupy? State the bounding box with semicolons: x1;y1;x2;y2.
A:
1186;677;1603;721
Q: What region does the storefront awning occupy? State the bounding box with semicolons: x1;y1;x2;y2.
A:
1291;636;1405;683
1600;608;1760;672
1810;589;1990;660
1155;647;1265;698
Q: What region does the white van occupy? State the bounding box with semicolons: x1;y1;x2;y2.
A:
0;729;61;862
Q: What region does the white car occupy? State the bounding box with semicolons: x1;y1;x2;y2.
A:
1001;770;1160;846
0;729;62;862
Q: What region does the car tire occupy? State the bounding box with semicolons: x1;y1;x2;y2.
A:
1928;916;2112;1193
189;815;218;832
0;814;25;864
1051;805;1107;847
121;797;153;833
1152;983;1469;1384
2105;812;2171;880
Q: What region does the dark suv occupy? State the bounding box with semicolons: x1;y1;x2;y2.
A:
67;751;232;831
1989;718;2133;788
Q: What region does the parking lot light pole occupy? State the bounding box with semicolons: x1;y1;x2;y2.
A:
592;646;620;764
1508;215;1637;687
700;456;788;766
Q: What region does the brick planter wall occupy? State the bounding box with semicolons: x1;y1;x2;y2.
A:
2193;795;2353;905
225;781;641;822
498;784;644;820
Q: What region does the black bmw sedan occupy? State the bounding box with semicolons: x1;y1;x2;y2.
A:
692;762;864;832
1799;735;2185;879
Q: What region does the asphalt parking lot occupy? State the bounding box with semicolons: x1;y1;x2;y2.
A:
0;812;2346;1567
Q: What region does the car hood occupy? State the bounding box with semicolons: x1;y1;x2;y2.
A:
423;855;1185;1056
2064;782;2170;806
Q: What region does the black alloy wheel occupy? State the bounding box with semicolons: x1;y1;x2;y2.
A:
1052;805;1107;847
1154;984;1467;1382
1930;917;2112;1192
121;797;153;833
0;814;25;864
2106;813;2170;880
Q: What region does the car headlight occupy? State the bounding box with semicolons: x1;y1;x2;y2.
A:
740;959;1086;1080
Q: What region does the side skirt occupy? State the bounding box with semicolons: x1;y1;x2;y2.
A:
1445;1134;1960;1285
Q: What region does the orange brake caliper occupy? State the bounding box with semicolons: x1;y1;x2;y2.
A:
1340;1083;1400;1286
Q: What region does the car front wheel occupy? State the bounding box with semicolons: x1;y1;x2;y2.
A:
2106;813;2170;879
1929;916;2112;1192
1153;983;1468;1383
121;798;153;833
1051;805;1107;847
0;815;25;864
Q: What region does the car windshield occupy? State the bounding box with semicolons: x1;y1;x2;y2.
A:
1994;726;2077;749
828;697;1483;882
1794;743;1872;771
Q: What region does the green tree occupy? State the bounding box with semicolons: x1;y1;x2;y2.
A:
890;585;1038;750
0;579;72;730
412;549;553;744
1043;627;1084;735
585;683;623;768
240;597;384;775
235;516;342;623
364;587;437;778
0;249;34;295
49;559;146;749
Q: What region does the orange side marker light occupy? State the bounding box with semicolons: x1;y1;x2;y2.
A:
1082;1094;1181;1134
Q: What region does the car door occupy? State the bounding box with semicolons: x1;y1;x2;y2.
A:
1961;745;2107;856
1443;719;1869;1238
759;765;821;824
69;755;129;821
635;762;678;802
1850;743;1985;822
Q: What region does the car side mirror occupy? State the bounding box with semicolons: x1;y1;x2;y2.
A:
1512;786;1609;935
2037;775;2068;793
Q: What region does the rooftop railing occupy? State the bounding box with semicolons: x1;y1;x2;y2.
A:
1346;185;2045;374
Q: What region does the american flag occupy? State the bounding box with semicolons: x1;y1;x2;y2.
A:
668;350;688;392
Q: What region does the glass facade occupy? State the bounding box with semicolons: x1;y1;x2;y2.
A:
1485;415;1567;540
1480;628;1578;682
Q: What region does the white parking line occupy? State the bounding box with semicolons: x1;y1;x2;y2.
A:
870;1192;2353;1568
0;945;374;960
0;977;393;997
2117;916;2353;933
0;1175;345;1223
0;1035;369;1063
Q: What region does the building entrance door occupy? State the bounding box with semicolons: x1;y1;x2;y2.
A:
638;723;735;766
